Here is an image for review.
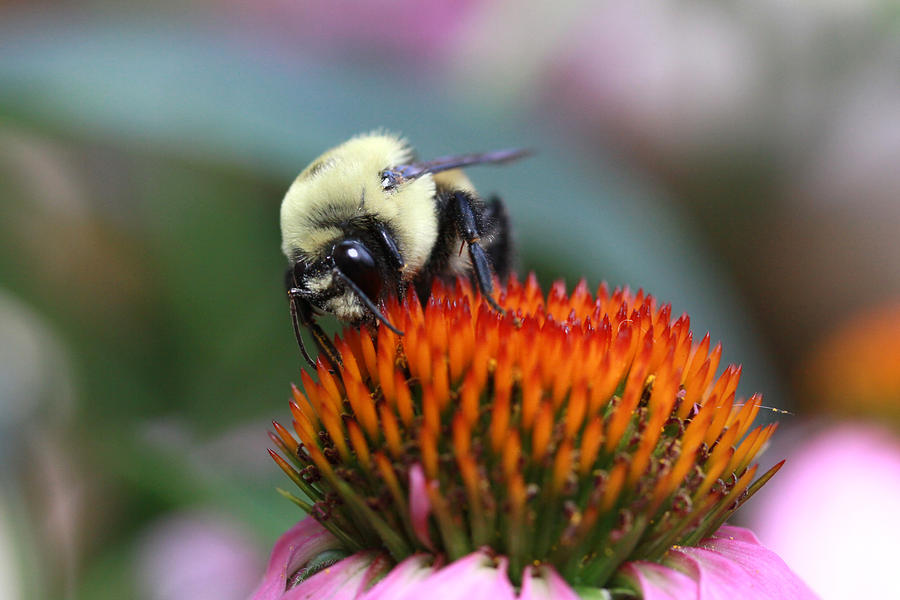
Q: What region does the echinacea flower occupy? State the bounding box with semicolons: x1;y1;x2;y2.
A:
256;276;815;599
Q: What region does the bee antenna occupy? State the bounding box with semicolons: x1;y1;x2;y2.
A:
332;269;405;336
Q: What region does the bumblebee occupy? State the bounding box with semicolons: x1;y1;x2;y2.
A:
280;132;526;368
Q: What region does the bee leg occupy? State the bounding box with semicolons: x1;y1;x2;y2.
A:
452;191;506;314
287;289;317;369
288;289;343;370
285;269;342;371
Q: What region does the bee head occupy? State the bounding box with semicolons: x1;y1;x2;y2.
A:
288;235;403;333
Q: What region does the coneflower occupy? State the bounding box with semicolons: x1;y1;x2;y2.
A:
254;275;815;599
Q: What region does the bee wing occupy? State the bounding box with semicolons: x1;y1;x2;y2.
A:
381;148;531;189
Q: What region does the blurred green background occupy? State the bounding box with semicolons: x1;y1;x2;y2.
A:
2;2;899;599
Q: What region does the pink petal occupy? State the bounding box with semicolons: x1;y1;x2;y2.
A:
519;564;580;600
251;518;345;600
408;464;435;549
620;526;817;600
745;424;900;598
665;525;818;600
362;551;517;600
360;554;437;600
619;561;698;600
283;552;388;600
708;525;758;545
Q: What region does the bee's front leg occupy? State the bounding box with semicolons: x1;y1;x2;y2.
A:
285;268;342;371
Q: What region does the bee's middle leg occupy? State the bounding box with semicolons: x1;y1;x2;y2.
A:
451;191;505;314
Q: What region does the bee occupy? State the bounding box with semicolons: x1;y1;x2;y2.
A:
280;132;527;368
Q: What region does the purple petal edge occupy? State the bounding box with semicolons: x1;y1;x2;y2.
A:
361;554;436;600
361;551;517;600
520;564;580;600
672;525;818;600
282;551;386;600
253;522;817;600
408;464;435;550
624;525;818;600
621;561;698;600
249;518;344;600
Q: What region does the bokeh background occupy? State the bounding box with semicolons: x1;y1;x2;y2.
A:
2;2;899;599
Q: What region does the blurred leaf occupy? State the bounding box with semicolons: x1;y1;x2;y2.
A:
0;15;780;402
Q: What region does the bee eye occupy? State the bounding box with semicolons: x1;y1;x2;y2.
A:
332;240;382;301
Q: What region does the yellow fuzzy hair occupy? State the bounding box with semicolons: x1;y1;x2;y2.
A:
280;132;438;276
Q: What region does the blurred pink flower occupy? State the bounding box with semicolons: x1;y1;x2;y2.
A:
221;0;486;60
252;519;814;599
745;423;900;599
136;512;263;600
544;0;760;161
